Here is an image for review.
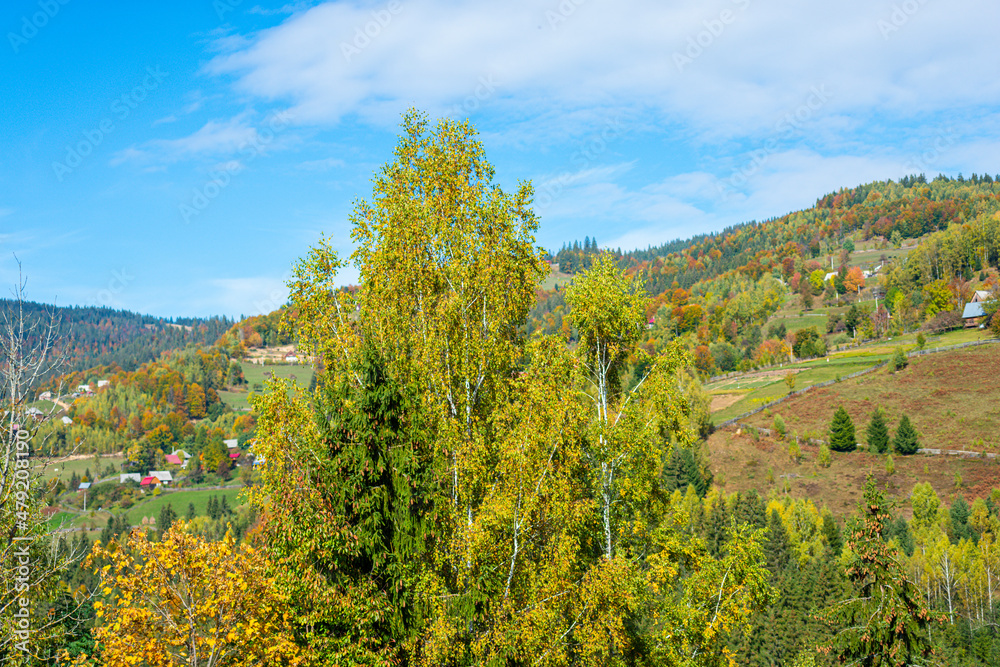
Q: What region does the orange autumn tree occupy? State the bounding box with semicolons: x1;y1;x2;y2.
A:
82;525;301;667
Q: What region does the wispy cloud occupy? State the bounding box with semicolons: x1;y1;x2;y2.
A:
205;0;1000;144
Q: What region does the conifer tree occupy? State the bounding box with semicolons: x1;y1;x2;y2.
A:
158;503;177;538
828;406;856;452
764;509;791;575
866;409;889;453
825;477;934;666
821;513;842;557
892;414;919;454
186;502;196;521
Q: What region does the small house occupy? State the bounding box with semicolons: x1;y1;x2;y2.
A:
61;416;73;425
164;454;183;466
972;290;992;303
76;384;91;393
120;473;141;484
962;301;987;328
223;438;238;449
284;352;299;363
139;476;158;488
149;471;173;485
97;380;110;388
78;482;91;491
39;391;52;401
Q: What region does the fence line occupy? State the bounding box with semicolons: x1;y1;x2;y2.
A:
715;337;999;430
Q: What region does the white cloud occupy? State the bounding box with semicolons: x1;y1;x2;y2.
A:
113;112;298;167
204;0;1000;144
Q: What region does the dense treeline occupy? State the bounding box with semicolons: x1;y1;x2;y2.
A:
0;299;231;382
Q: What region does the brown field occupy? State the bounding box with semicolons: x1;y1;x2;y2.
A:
705;345;1000;516
706;427;1000;518
743;345;1000;453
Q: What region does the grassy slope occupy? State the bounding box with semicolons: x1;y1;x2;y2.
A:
708;327;988;423
706;343;1000;516
219;361;314;410
126;487;245;522
40;455;124;484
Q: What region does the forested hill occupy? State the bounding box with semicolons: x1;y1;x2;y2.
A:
533;174;1000;371
1;299;232;381
556;173;1000;290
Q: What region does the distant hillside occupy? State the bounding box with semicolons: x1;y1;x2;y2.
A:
533;174;1000;379
0;299;232;384
706;344;1000;515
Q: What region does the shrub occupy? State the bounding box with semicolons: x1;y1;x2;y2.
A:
885;454;895;476
890;347;908;372
829;407;857;452
773;415;786;439
915;333;926;350
817;444;832;468
893;414;919;455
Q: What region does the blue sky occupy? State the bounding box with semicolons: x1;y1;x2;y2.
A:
2;0;999;318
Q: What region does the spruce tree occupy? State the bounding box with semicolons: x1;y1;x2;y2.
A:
826;477;933;666
828;406;856;452
309;343;435;645
893;414;919;455
764;509;791;575
186;502;196;521
821;512;842;557
866;409;889;453
158;503;176;537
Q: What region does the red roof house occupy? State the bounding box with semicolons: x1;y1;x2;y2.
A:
165;454;182;466
139;476;158;488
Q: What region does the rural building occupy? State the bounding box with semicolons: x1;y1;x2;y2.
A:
39;391;52;400
78;482;91;491
972;290;992;303
284;352;299;363
61;416;73;425
97;379;110;388
224;438;238;449
962;301;987;327
149;471;173;485
76;384;91;393
139;476;158;488
120;473;141;484
164;454;183;466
